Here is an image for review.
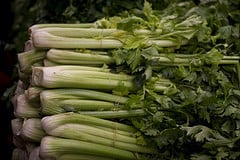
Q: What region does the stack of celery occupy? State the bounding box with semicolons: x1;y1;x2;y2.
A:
10;1;240;160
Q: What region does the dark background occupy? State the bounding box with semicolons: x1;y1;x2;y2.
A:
0;0;15;159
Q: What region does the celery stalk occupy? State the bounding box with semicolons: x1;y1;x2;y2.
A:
77;109;149;118
46;48;114;65
43;59;60;66
41;99;124;115
32;30;187;49
47;124;155;153
40;89;129;115
32;31;123;49
15;94;41;118
31;66;134;90
40;136;137;160
29;23;95;34
25;87;44;102
40;89;128;104
41;112;137;133
17;49;46;73
20;118;46;142
33;27;118;38
47;123;137;144
58;154;115;160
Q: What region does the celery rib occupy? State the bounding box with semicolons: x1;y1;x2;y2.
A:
40;136;137;160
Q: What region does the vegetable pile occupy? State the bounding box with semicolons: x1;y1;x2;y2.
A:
10;1;240;159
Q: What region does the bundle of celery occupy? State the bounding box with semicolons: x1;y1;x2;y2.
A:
10;1;240;160
11;118;43;160
40;113;156;159
40;88;151;118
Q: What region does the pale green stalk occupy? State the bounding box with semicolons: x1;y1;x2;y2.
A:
31;66;134;90
32;31;187;49
40;89;128;103
29;23;95;34
43;59;60;66
47;124;154;153
33;65;111;73
20;118;46;142
133;29;163;35
40;89;129;115
85;125;136;137
152;54;240;66
58;154;115;160
40;136;137;160
32;31;123;49
77;109;149;119
31;26;163;38
44;58;102;67
41;112;137;133
218;59;239;65
18;68;31;83
47;123;137;144
25;87;44;102
223;55;240;60
46;48;114;65
15;94;41;118
41;99;124;115
17;49;46;73
33;27;118;38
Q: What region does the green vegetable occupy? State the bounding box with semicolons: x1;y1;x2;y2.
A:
45;123;154;153
15;94;41;118
20;118;46;142
42;99;124;114
40;89;130;115
25;87;44;102
40;89;128;103
31;65;173;93
40;136;138;160
30;1;207;50
31;65;134;90
41;112;137;133
43;59;61;66
32;31;123;49
29;23;95;35
76;109;149;119
31;27;118;38
17;49;46;74
58;154;115;160
46;48;114;66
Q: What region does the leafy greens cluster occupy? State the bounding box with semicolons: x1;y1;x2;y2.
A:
95;1;240;159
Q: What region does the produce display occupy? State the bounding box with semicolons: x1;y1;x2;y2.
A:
9;1;240;159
